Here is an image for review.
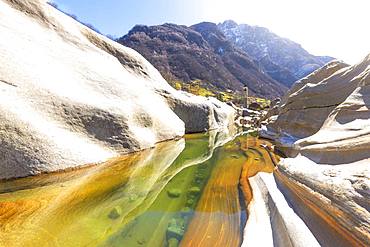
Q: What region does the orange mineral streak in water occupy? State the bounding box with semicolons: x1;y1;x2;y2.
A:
275;171;368;247
0;138;183;247
180;136;278;247
0;153;142;247
239;138;278;204
180;140;246;247
0;134;283;247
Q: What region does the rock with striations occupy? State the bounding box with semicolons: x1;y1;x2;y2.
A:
261;54;370;246
219;20;334;87
118;22;287;98
0;0;235;180
264;60;351;141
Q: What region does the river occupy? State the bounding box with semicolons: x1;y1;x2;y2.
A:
0;130;279;247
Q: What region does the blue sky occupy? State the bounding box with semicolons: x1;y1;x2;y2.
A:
51;0;206;38
51;0;370;64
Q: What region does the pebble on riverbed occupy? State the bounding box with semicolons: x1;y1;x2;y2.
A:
167;218;185;240
167;189;182;198
181;207;192;217
188;186;201;195
108;206;122;220
168;238;179;247
185;198;194;206
137;238;146;245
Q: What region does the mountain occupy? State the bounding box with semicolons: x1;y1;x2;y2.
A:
118;23;287;98
218;20;334;87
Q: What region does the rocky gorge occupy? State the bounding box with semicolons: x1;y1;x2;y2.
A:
0;0;369;247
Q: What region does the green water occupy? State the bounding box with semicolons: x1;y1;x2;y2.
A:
0;130;249;247
102;148;215;247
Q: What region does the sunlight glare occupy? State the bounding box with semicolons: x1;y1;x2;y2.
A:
200;0;370;64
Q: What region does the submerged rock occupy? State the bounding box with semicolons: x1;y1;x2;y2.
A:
180;207;192;216
188;186;201;195
167;238;179;247
108;206;122;220
136;238;146;245
185;199;195;207
167;189;182;198
166;218;185;240
0;0;234;179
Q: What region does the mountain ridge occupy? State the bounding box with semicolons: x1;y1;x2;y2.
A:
118;22;288;98
119;20;334;95
219;20;334;86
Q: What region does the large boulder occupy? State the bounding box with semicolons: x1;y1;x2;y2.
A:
263;60;351;141
0;0;234;179
261;54;370;245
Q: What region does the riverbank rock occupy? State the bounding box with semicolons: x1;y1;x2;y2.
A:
260;54;370;245
263;59;351;141
242;173;320;247
0;0;234;179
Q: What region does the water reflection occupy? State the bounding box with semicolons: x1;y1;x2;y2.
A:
0;128;237;247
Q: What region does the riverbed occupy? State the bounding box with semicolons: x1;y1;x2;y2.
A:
0;131;278;247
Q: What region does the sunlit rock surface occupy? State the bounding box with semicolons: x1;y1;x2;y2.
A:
264;60;351;141
261;54;370;245
0;0;234;179
242;173;320;247
238;138;319;247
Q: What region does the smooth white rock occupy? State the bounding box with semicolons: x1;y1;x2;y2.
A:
261;53;370;245
0;0;235;179
242;172;320;247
